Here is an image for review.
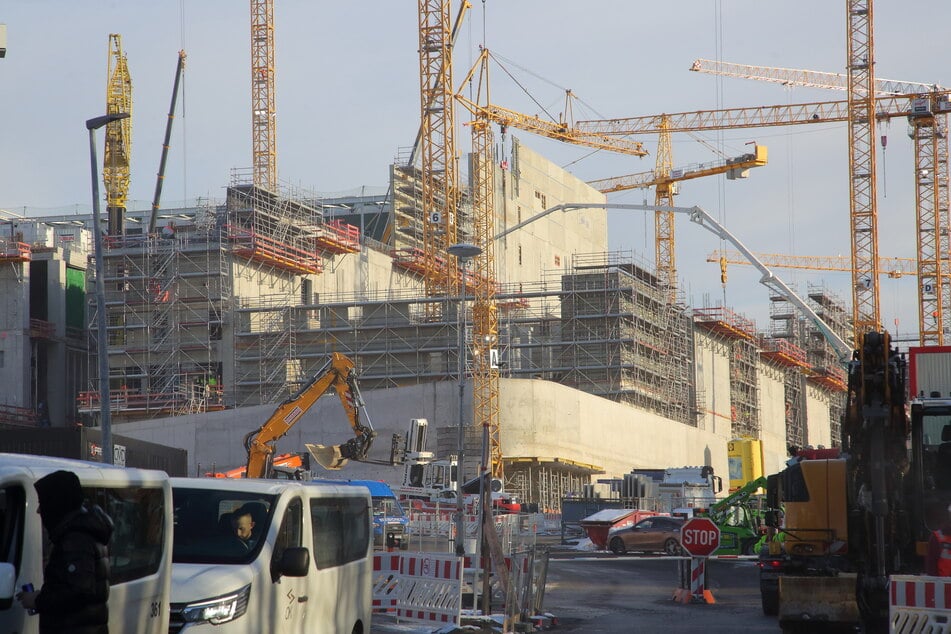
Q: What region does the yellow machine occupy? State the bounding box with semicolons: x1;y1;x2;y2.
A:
243;352;376;478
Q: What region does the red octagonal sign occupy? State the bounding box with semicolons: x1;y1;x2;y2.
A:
680;517;720;557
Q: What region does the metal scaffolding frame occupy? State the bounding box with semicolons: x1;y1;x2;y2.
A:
81;202;229;420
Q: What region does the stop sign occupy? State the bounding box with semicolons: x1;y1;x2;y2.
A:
680;517;720;557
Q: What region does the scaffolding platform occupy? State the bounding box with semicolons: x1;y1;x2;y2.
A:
227;225;323;275
805;366;848;392
314;219;360;254
692;307;756;341
0;240;31;263
758;337;811;370
77;386;226;417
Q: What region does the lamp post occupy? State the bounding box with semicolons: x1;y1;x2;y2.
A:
87;113;129;465
447;242;482;556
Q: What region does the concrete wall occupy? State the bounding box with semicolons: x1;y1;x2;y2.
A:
0;259;31;409
496;138;608;283
758;362;790;475
119;377;737;486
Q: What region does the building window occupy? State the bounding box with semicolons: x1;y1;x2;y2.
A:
518;245;522;266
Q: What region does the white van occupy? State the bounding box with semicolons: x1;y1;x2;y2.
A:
168;478;372;634
0;453;173;634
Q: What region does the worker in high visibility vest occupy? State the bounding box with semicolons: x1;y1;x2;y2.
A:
926;504;951;577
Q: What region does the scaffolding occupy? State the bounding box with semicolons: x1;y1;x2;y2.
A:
80;204;229;420
766;285;851;447
557;252;695;424
692;305;761;438
505;457;605;513
766;294;810;449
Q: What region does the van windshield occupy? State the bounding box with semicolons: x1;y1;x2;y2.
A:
374;497;405;519
172;488;276;564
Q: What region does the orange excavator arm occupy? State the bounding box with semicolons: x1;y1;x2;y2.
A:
243;352;376;478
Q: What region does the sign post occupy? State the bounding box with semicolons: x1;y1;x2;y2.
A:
674;517;720;604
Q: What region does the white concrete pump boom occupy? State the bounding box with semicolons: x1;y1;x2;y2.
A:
496;202;854;365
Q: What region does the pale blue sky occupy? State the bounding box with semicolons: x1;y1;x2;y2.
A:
1;1;948;340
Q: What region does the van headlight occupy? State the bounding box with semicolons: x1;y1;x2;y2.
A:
181;584;251;624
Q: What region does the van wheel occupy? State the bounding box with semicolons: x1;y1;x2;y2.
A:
350;623;363;634
609;537;627;555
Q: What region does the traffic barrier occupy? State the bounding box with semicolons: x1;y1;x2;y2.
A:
371;553;401;613
890;575;951;634
395;553;464;626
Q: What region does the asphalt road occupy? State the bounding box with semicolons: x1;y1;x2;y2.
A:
541;554;778;633
371;552;780;633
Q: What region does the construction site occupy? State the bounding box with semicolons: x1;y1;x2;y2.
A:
0;3;948;515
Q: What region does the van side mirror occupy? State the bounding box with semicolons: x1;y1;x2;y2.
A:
0;562;15;610
278;547;310;578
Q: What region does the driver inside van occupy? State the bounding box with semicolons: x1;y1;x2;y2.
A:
231;509;255;548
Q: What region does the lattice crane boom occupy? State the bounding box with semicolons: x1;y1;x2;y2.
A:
690;58;943;95
588;144;767;194
251;0;276;191
455;96;648;157
104;33;132;236
708;249;916;278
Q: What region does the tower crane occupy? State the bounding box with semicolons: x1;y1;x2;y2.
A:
573;87;951;347
250;0;276;191
417;0;461;310
456;49;502;481
587;138;768;300
689;58;950;346
104;33;132;237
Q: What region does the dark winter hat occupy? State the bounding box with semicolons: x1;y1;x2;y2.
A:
34;470;84;530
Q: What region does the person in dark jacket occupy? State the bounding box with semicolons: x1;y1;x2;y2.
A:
16;469;114;634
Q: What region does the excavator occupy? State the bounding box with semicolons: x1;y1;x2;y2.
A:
243;352;377;478
759;331;951;633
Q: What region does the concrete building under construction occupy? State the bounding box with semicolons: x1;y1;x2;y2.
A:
0;138;851;511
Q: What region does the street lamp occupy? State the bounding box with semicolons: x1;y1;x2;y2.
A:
447;241;482;556
87;113;129;465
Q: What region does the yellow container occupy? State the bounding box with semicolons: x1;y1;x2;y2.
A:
727;438;764;491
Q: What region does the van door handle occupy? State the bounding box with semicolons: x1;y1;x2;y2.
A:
298;596;308;603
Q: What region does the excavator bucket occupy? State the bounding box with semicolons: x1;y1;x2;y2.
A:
305;443;349;471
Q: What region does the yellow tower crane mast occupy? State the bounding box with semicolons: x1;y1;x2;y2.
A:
250;0;276;191
457;49;502;480
104;33;132;237
454;48;650;481
690;58;950;346
845;0;880;340
418;0;460;309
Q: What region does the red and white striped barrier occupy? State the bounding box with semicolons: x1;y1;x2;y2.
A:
396;553;463;625
371;553;402;613
890;575;951;634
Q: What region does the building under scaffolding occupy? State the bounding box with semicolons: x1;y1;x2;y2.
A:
5;142;852;510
